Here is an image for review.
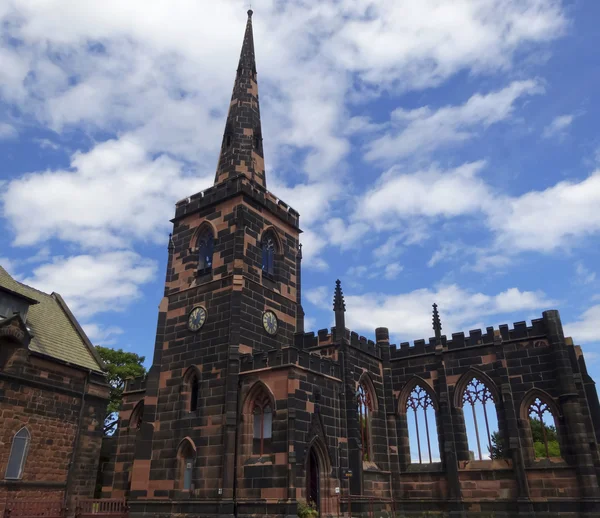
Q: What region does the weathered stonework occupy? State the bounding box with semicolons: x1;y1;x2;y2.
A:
0;272;109;515
104;10;600;518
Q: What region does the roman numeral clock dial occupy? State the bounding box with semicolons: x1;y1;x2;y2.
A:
188;306;207;332
262;310;278;336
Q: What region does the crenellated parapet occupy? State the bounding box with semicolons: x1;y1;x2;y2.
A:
124;374;147;393
239;346;341;378
293;327;380;358
390;317;548;359
173;174;300;229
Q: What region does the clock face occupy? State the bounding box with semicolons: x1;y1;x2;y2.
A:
188;306;207;332
262;311;278;336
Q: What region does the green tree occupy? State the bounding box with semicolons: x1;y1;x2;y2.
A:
529;418;560;458
96;346;146;435
489;430;507;459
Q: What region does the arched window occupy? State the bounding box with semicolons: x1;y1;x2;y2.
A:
528;397;561;459
261;231;277;277
176;439;196;491
461;377;499;461
253;392;273;455
197;228;214;272
406;385;440;464
357;382;373;462
130;401;144;431
5;427;30;479
183;367;200;413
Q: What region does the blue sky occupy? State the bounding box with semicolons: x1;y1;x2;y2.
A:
1;0;599;384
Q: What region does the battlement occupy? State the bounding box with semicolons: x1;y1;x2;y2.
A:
173;175;300;229
240;346;341;378
390;317;547;359
124;374;147;393
293;327;380;358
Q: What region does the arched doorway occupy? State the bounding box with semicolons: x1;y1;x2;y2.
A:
307;446;320;511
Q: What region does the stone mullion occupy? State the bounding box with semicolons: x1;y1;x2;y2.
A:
493;345;533;517
435;352;463;513
544;310;600;498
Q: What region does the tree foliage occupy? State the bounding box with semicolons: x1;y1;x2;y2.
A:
489;431;506;459
96;346;146;435
529;418;560;458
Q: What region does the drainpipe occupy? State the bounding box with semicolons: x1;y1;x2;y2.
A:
64;370;91;514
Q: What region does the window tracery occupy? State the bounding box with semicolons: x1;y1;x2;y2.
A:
461;377;499;461
261;232;277;276
406;385;439;464
528;397;561;459
197;229;214;271
252;392;272;455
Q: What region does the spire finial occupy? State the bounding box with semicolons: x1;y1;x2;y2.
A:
214;7;265;188
432;303;442;341
247;8;253;18
333;279;346;340
333;279;346;312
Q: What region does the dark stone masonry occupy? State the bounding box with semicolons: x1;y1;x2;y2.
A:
101;10;600;518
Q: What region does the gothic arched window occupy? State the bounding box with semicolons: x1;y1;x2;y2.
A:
183;367;200;413
5;427;30;479
461;377;499;461
130;401;144;431
253;393;273;456
357;383;373;462
528;397;561;459
261;231;277;277
406;385;440;464
176;439;196;491
197;228;214;272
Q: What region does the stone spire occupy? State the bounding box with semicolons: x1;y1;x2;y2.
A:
214;9;266;189
333;279;346;333
432;303;442;342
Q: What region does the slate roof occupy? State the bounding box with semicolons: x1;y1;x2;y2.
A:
0;265;104;373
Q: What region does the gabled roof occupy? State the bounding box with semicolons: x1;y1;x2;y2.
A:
0;265;104;373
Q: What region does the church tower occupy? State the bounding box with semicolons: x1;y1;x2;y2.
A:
109;10;303;510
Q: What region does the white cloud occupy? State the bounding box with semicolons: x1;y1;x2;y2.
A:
488;171;600;252
365;80;543;161
383;263;403;280
542;114;574;139
83;323;124;346
300;229;329;271
0;258;18;276
575;263;596;285
360;161;490;227
323;218;370;250
0;122;17;139
309;284;554;341
21;252;157;318
565;305;600;344
3;138;210;249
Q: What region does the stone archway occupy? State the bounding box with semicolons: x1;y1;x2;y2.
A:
305;438;334;517
307;446;320;510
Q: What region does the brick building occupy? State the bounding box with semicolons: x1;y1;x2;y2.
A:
103;11;600;518
0;266;109;513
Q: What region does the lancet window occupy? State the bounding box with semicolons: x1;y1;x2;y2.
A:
461;377;499;461
406;385;440;464
177;439;195;491
357;382;373;462
252;392;273;456
197;228;214;271
5;427;30;480
261;231;277;276
528;397;561;459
